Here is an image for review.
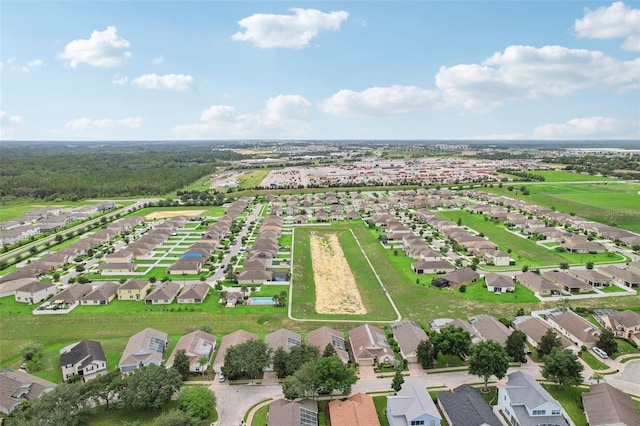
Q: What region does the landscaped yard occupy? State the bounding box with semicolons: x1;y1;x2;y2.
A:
250;405;269;426
580;350;608;370
373;396;391;426
238;169;272;189
89;400;218;425
542;384;588;426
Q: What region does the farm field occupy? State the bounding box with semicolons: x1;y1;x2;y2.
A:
238;169;271;189
128;206;227;218
482;182;640;233
437;210;627;268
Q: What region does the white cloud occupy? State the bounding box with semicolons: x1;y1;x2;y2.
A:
152;55;164;65
3;58;44;73
64;117;142;131
232;8;349;48
112;74;129;85
58;26;131;68
533;116;639;139
319;85;437;117
575;2;640;51
173;94;311;138
0;110;23;124
130;73;195;91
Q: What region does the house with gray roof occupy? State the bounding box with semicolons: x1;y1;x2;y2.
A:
14;280;57;304
59;340;107;382
485;273;515;293
307;326;349;363
0;369;56;415
267;398;318;426
582;383;640;426
497;371;567;426
118;328;168;373
166;330;216;374
469;315;511;345
438;384;501;426
387;380;442;426
177;283;209;304
145;282;181;305
81;282;119;306
390;320;428;364
265;329;301;354
51;283;93;304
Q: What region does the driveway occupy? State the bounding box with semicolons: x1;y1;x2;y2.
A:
605;359;640;395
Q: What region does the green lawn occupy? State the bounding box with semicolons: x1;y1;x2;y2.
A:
456;280;539;304
515;170;617;183
278;233;293;248
542;384;588;426
580;350;608;370
291;225;398;321
373;396;391;426
250;405;269;426
238;169;271;189
600;285;628;293
89;400;218;425
614;339;640;357
0;200;98;222
483;182;640;233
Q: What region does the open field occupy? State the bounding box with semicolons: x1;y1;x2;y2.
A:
482;182;640;233
0;200;108;222
145;209;205;219
437;210;627;268
291;225;397;321
129;205;226;218
506;170;618;182
238;169;272;188
310;232;366;315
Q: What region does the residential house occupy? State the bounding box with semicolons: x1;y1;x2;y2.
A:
543;271;592;294
213;330;259;373
469;315;511;345
267;399;319;426
484;250;513;266
329;393;380;426
438;384;502;426
390;320;428;364
0;369;56;415
387;380;442;426
497;371;567;426
265;329;301;354
99;263;136;274
513;316;577;353
14;280;57;304
485;273;515;293
582;383;640;426
567;269;611;288
145;282;181;305
166;330;217;374
237;270;273;285
431;267;479;290
117;279;150;301
348;324;393;366
59;340;107;382
81;282;119;305
118;328;168;372
514;272;557;296
411;260;455;274
546;310;600;349
599;310;640;345
51;284;92;305
177;283;209;304
307;326;349;363
599;265;640;289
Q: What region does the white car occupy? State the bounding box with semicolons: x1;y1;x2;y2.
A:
592;347;608;359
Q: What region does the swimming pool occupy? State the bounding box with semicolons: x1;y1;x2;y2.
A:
249;297;275;306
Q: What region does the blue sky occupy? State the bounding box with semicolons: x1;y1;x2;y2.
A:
1;1;639;141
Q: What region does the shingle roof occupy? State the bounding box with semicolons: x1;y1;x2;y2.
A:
0;369;56;414
267;398;318;426
177;283;209;300
119;279;149;290
390;320;428;358
582;383;640;426
438;384;501;426
265;329;301;353
329;393;380;426
82;282;119;301
60;340;106;367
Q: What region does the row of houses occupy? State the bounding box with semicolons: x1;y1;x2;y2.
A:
236;215;283;285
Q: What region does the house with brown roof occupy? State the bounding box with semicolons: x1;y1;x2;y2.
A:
0;369;56;415
81;282;119;305
267;398;318;426
349;324;393;366
213;330;259;373
118;328;168;373
599;265;640;288
546;310;600;349
411;260;455;274
60;340;107;382
567;269;612;287
307;326;349;363
543;271;592;294
117;279;150;301
237;270;273;285
329;393;380;426
177;283;209;304
469;315;511;345
599;310;640;345
52;284;93;304
513;316;577;353
390;320;428;364
166;330;216;374
145;282;181;305
514;271;556;296
265;329;301;354
485;273;515;294
582;383;640;426
14;280;57;304
484;250;512;266
431;267;479;290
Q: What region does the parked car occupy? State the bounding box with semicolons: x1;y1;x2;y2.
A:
218;373;226;383
592;347;608;359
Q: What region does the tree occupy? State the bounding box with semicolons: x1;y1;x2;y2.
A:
240;285;248;299
197;356;209;378
8;382;93;426
149;276;157;284
119;365;182;410
222;339;271;380
541;347;584;390
172;349;190;380
431;325;471;366
86;369;122;410
468;340;510;391
177;385;216;419
272;348;289;379
521;264;529;273
322;343;337;358
150;409;196;426
559;262;570;270
596;329;617;356
391;369;405;393
505;330;527;362
537;329;562;357
585;261;594;270
314;356;357;399
283;360;317;400
285;342;320;377
590;372;605;384
416;340;437;369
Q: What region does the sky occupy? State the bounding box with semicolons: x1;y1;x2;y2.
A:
1;1;639;141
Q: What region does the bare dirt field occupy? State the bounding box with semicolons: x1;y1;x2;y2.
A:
310;232;366;315
145;210;205;220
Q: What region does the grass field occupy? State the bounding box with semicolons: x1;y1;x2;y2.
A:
507;170;618;183
0;200;98;222
542;385;588;426
437;210;626;268
250;405;269;426
291;226;398;321
89;400;218;425
373;396;391;426
128;206;226;218
482;182;640;233
238;169;271;189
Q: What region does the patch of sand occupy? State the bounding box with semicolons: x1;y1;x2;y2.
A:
310;232;366;315
145;210;205;220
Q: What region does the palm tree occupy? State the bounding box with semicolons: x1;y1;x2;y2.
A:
219;290;228;305
590;372;604;384
197;356;209;378
240;285;248;300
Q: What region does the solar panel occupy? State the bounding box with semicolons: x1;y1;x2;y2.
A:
286;337;301;350
375;333;389;347
299;407;318;426
331;335;346;351
148;337;166;354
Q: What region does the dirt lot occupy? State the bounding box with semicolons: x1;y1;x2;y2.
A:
310;232;366;315
145;210;205;220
